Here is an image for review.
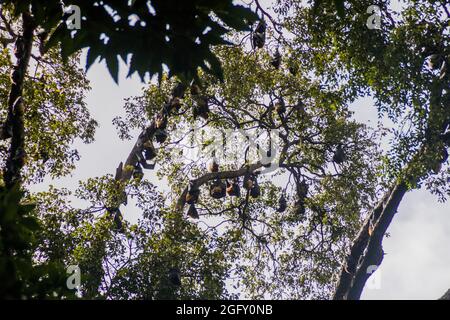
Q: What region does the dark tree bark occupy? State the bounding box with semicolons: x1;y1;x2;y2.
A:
108;85;187;220
333;182;408;300
2;12;35;188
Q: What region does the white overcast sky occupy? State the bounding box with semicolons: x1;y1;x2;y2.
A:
30;1;450;300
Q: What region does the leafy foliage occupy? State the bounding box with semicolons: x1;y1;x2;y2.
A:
0;46;97;182
313;0;346;18
0;185;73;299
1;0;449;300
32;180;233;299
3;0;258;82
113;44;383;298
284;0;450;196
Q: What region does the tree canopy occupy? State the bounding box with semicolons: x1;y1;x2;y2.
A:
0;0;449;300
2;0;258;82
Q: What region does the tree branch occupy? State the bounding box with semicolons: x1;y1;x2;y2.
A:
108;85;186;215
346;182;408;300
176;161;264;211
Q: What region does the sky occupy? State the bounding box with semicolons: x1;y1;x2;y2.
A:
30;1;450;300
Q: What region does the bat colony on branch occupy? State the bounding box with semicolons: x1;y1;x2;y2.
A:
105;19;357;287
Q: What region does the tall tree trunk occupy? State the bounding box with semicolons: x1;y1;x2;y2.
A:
333;182;408;300
3;12;35;188
333;77;449;300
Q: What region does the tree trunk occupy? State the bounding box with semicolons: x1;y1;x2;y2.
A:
333;182;408;300
3;12;35;188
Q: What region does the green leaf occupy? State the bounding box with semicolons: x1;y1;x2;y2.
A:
333;0;345;18
86;46;101;71
21;217;40;232
105;54;119;84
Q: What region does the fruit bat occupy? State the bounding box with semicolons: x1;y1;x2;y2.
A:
243;173;254;190
250;180;260;198
186;182;200;204
226;180;241;197
172;82;186;99
210;179;226;199
207;158;219;173
154;128;168;144
271;49;281;69
193;96;209;119
252;20;266;49
333;144;346;164
275;99;286;115
277;194;287;212
187;203;199;219
168;268;181;286
155;114;167;129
